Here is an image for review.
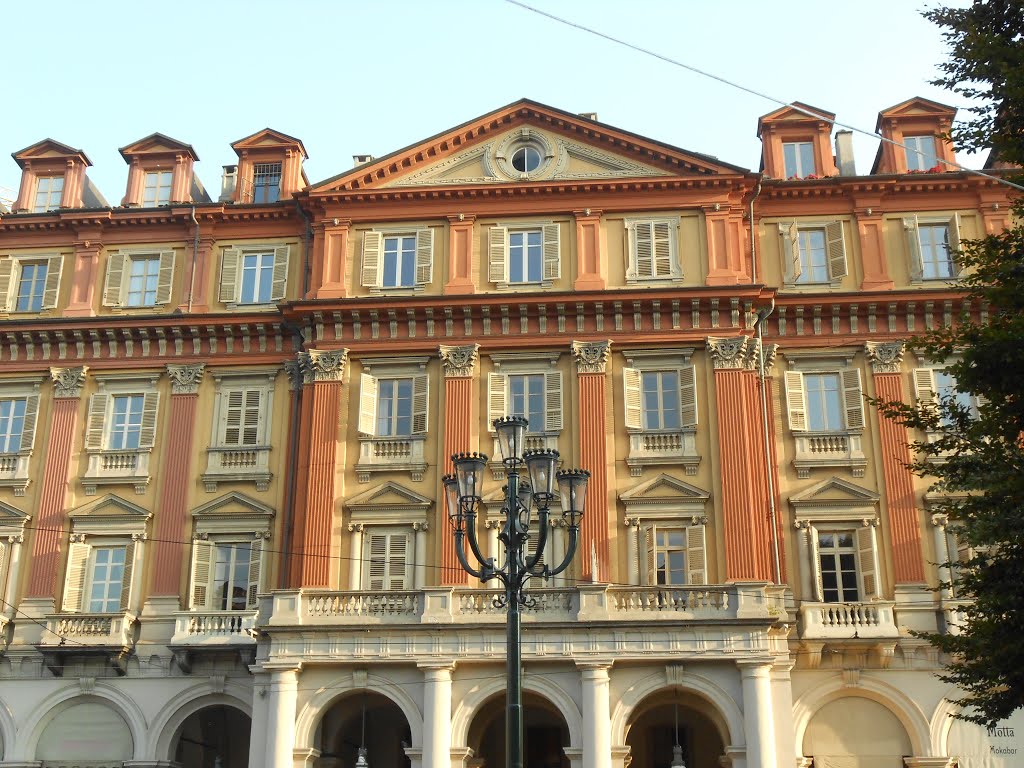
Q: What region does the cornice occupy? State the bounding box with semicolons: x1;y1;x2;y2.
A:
0;203;301;234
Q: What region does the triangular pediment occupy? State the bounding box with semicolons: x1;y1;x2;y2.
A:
874;96;956;132
620;473;710;503
13;139;91;167
118;133;198;162
68;494;151;521
757;102;835;134
311;99;746;194
192;491;275;520
346;482;433;511
232;128;307;157
0;500;29;529
789;476;880;507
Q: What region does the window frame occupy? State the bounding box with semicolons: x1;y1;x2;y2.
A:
903;214;962;283
905;134;939;172
355;358;430;482
488;221;561;289
360;226;434;294
203;369;277;492
778;220;847;287
103;250;175;309
33;175;64;212
251;162;282;204
141;169;173;207
82;373;161;495
624;217;682;284
782;140;816;178
0;377;42;495
219;244;291;308
0;253;64;314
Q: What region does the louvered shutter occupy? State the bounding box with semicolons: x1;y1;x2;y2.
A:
0;257;13;311
85;393;110;450
808;527;824;602
686;523;707;585
367;533;387;590
219;248;241;302
633;221;654;279
411;373;429;434
62;541;90;612
644;524;657;585
487;373;507;431
415;229;434;286
118;541;135;612
20;394;40;450
948;214;962;274
652;220;674;277
781;222;801;282
138;391;160;449
542;223;560;281
488;226;508;283
222;390;244;446
190;539;214;609
0;542;6;596
623;367;643;429
544;370;563;432
155;251;176;305
903;217;924;281
361;231;383;288
526;529;546;573
247;540;263;608
269;245;290;301
357;373;378;435
223;389;263;446
855;525;879;599
102;252;127;306
841;369;865;430
913;369;937;407
678;365;698;428
825;221;848;279
388;534;408;590
41;255;63;309
784;371;807;431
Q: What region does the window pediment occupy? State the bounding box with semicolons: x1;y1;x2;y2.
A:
789;476;879;522
619;473;710;520
192;491;275;534
346;481;432;525
67;494;151;535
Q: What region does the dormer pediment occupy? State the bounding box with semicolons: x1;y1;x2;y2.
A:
872;96;957;175
757;102;835;136
13;138;92;168
756;102;836;178
118;133;199;162
874;96;956;132
789;476;879;522
231;128;307;158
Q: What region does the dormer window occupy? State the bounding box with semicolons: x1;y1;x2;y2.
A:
783;142;815;178
252;163;282;203
905;135;938;171
142;170;172;206
33;176;64;212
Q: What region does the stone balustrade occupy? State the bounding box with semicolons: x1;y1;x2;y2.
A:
201;445;272;491
82;449;151;494
40;611;136;648
626;429;700;476
799;601;898;639
169;610;258;646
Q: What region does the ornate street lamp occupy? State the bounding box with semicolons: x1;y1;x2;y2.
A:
444;415;589;768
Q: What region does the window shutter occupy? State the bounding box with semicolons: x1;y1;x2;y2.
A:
0;257;13;311
686;523;707;585
825;221;848;279
388;534;408;590
361;231;383;288
102;252;127;307
633;221;654;279
244;390;262;444
190;539;214;609
248;540;263;608
357;372;378;435
223;390;243;445
85;393;110;450
948;214;962;273
487;373;507;431
219;248;241;303
119;541;135;612
781;222;801;282
644;524;657;586
784;371;807;431
62;541;90;612
903;217;924;281
20;393;40;450
411;373;429;434
415;228;434;286
855;525;879;599
678;364;698;428
488;226;508;283
544;370;563;432
270;245;290;301
913;369;937;407
653;220;675;277
367;533;387;590
808;526;824;602
41;255;63;309
542;223;560;281
138;391;160;448
0;542;5;593
623;367;642;429
841;369;864;430
155;251;176;305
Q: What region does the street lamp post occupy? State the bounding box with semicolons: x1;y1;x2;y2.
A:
444;415;589;768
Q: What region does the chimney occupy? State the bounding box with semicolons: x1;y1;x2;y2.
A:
220;165;238;202
578;112;598;121
834;131;856;176
353;154;375;166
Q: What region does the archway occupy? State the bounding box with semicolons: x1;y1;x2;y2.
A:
802;695;912;768
316;691;412;768
467;692;569;768
36;700;134;764
173;704;251;768
624;689;726;768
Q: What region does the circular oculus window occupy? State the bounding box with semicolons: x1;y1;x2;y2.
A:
510;144;543;174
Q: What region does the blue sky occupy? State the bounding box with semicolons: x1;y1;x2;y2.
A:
0;0;971;205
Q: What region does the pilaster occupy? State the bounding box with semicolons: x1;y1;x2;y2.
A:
439;344;479;585
853;201;894;290
445;215;476;294
179;233;216;313
704;206;747;285
63;232;103;317
312;218;351;299
573;209;605;291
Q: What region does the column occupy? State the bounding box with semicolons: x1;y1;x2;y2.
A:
549;519;567;587
414;522;429;589
248;672;271;768
793;522;813;599
624;518;640;585
178;233;216;314
64;231;103;317
931;514;952;600
264;666;300;767
128;533;146;614
573;209;605;291
292;349;348;588
439;344;479;585
739;662;778;768
312;218;351;299
26;367;87;602
579;664;612;768
151;364;204;599
572;341;612;582
865;342;925;583
445;214;476;294
1;534;24;620
854;203;894;290
420;663;453;768
347;523;364;589
485;519;501;567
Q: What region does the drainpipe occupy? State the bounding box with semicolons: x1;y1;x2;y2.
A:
748;179;763;284
755;301;781;584
295;198;313;296
187;205;200;312
279;321;306;588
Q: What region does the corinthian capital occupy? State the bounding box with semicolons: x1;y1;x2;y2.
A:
706;336;754;370
439;344;479;378
572;340;611;374
865;341;905;374
50;366;88;398
300;348;349;383
166;363;205;395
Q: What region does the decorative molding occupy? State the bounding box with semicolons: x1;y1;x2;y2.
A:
166;363;205;395
865;340;906;374
300;348;349;383
930;513;949;528
439;344;479;378
50;366;88;398
572;340;611;374
284;359;303;391
706;336;754;370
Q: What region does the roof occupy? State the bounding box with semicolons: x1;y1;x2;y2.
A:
12;138;92;167
118;132;199;162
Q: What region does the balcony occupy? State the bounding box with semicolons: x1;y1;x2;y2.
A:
0;451;31;496
355;436;427;482
799;601;898;640
626;429;700;476
793;431;866;478
37;611;138;675
202;445;272;491
82;449;151;495
170;610;257;646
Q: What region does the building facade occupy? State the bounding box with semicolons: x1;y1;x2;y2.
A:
0;99;1020;768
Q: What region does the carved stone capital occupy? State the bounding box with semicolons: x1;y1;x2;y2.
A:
931;513;949;528
865;341;905;374
166;364;205;395
572;340;611;374
761;343;779;375
706;336;754;370
348;523;364;533
6;534;24;545
50;366;88;398
300;348;349;383
412;521;430;532
131;532;147;542
283;359;303;391
439;344;479;378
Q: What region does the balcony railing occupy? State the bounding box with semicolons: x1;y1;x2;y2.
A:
490;434;559;479
170;610;257;645
82;449;151;495
0;450;31;496
799;601;898;639
202;445;272;491
626;429;700;476
793;431;866;478
355;436;427;482
39;612;137;648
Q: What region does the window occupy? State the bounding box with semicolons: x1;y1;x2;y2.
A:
63;536;137;615
914;367;982;426
102;251;175;308
252;162;282;204
785;369;863;433
142;170;173;207
804;373;842;431
126;256;159;306
905;135;938;171
488;368;562;435
364;529;409;591
0;254;63;313
779;221;847;285
809;525;879;603
84;378;160;494
0;382;41;495
625;219;680;282
361;229;433;292
376;378;414;436
109;395;144;450
642;371;681;430
783;141;815;178
487;222;559;288
624;366;697;432
189;536;263;611
88;546;126;612
642;519;707;586
356;359;430;481
0;398;26;453
203;370;276;492
33;176;64;212
509;374;545;428
511;145;542;173
904;215;960;282
15;261;47;312
219;245;290;306
509;230;543;284
214;542;252;611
